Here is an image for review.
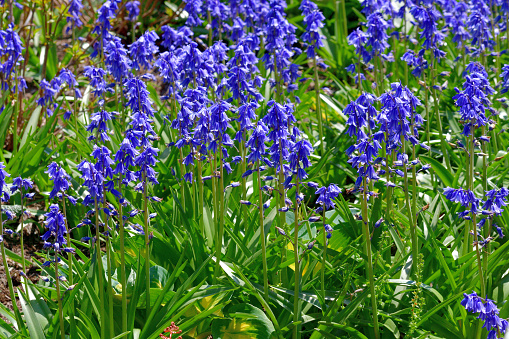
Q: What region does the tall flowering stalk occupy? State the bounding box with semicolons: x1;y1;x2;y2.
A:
246;120;270;301
409;4;449;172
125;76;160;317
42;204;74;339
379;83;426;275
315;184;340;305
45;162;78;336
346;97;382;339
288;137;313;339
0;163;25;334
453;62;494;256
300;0;326;154
10;176;33;292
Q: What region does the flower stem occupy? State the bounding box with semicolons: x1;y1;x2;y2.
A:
55;257;66;339
292;179;301;339
401;136;417;269
320;206;327;311
94;198;106;339
214;146;225;279
430;64;451;171
197;159;204;236
361;177;380;339
257;161;269;302
19;189;28;293
0;200;25;334
142;172;151;318
314;57;324;155
62;199;77;337
118;177;127;333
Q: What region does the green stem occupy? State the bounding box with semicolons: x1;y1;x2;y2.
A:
19;189;28;293
55;257;66;339
314;57;324;155
106;235;114;338
320;206;327;311
292;180;300;339
430;65;451;171
214;146;225;279
94;198;106;339
142;171;150;318
401;135;417;271
361;177;379;339
197;159;204;236
257;161;269;302
0;200;25;334
63;199;77;337
118;177;127;333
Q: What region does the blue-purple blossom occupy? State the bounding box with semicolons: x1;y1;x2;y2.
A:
104;36;132;82
453;62;495;136
316;184;341;210
45;162;72;199
67;0;84;31
129;31;159;70
300;0;325;58
42;204;71;252
461;292;508;339
125;1;140;21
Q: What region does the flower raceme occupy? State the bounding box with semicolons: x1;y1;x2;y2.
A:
453;62;495;136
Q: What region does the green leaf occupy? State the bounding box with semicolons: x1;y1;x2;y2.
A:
211;304;276;339
420;155;453;187
18;291;46;339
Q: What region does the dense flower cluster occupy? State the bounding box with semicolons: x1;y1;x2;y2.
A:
461;292;508;339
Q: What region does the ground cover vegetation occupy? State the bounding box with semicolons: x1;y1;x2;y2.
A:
0;0;508;338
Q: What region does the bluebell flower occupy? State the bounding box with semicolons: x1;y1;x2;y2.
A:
378;82;424;152
84;66;111;98
92;0;119;43
289;140;313;180
178;41;215;88
365;11;391;61
461;291;508;339
246;121;269;164
443;187;482;217
161;25;193;49
0;25;25;92
114;139;139;185
125;1;140;21
183;0;203;27
344;92;377;139
262;101;295;172
401;50;428;78
206;0;231;36
347;28;370;63
10;177;33;194
0;162;10;203
104;36;132;83
42;204;71;252
78;159;105;205
300;0;325;59
125;77;156;117
467;8;494;56
67;0;84;32
155;51;181;99
443;1;470;48
129;30;159;70
453;62;494;136
87;109;117;142
410;5;446;62
483;188;509;216
316;184;341;210
235;101;259;143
